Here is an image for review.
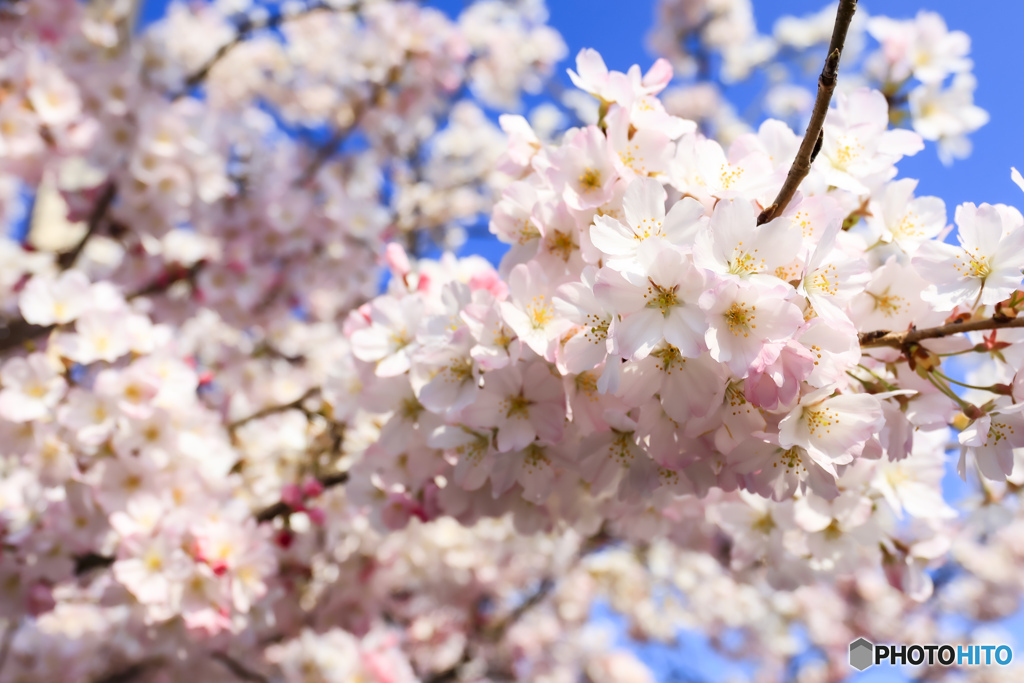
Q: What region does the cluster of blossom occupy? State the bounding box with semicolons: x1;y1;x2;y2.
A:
644;1;987;162
2;0;1024;680
343;48;1024;610
0;0;665;680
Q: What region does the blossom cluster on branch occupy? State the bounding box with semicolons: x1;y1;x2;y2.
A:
1;0;1023;682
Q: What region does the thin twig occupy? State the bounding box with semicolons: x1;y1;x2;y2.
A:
91;657;165;683
0;619;18;681
423;530;612;683
75;551;116;575
859;316;1024;349
211;652;271;683
757;0;858;225
74;469;349;574
0;316;54;355
56;183;117;271
292;82;387;186
293;127;351;187
227;386;321;433
0;262;204;357
171;1;337;100
255;470;349;523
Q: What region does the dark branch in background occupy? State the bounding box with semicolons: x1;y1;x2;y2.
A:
292;78;390;187
424;530;613;683
0;182;120;355
756;0;858;225
125;262;204;301
211;652;271;683
255;470;349;523
293;126;352;187
0;619;17;682
91;657;165;683
227;386;322;433
859;315;1024;349
171;1;337;100
74;469;350;575
74;552;116;575
56;183;117;271
0;317;54;355
0;261;204;357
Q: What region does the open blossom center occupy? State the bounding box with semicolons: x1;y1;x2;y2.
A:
728;245;764;276
447;357;474;382
583;313;609;344
774;447;807;474
644;280;680;317
518;219;541;245
954;247;992;279
808;264;839;296
503;394;532;419
527;296;554;328
724;302;756;336
893;212;923;238
651;345;684;374
869;289;906;317
632;217;663;241
834;135;864;168
719;163;744;190
389;328;412;349
545;230;575;261
989;418;1016;444
578;168;602;192
803;406;839;438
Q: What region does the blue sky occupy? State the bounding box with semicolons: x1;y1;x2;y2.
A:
133;1;1023;680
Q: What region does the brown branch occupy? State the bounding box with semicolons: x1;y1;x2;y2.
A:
74;551;116;575
859;316;1024;349
423;530;613;683
0;262;204;357
757;0;858;225
293;126;352;188
56;183;117;271
0;619;17;682
125;261;204;301
0;316;54;355
172;1;336;100
254;470;348;523
211;652;271;683
227;386;321;433
91;658;165;683
73;470;350;574
292;81;388;187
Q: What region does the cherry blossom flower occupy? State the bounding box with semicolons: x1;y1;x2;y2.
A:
913;202;1024;309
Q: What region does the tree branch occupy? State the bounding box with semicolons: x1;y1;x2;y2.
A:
254;470;348;523
757;0;858;225
0;316;54;355
211;652;271;683
0;262;204;357
0;619;17;682
172;1;337;100
56;183;117;271
293;127;352;188
74;551;116;575
859;316;1024;349
91;657;165;683
227;387;321;433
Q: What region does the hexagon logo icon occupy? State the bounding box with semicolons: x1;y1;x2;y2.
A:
850;638;874;671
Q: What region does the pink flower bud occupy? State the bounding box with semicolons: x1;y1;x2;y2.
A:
281;483;304;509
306;507;326;526
385;242;411;278
302;478;324;499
